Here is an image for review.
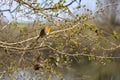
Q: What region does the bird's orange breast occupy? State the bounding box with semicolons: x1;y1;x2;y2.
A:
45;26;51;34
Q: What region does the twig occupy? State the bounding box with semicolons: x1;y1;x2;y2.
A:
0;4;20;13
79;33;120;51
0;44;48;51
18;47;27;65
47;45;120;59
0;36;38;46
95;3;120;13
15;0;76;11
50;22;81;35
0;11;31;31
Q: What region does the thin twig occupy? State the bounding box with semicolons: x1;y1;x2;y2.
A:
50;22;81;35
47;45;120;59
15;0;76;11
0;11;32;31
95;3;120;13
0;44;48;51
0;36;38;46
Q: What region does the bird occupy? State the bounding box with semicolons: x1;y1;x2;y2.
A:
36;26;51;41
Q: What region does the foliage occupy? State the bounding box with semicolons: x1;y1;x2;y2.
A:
0;0;120;80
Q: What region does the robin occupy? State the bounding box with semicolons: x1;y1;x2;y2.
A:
36;26;51;41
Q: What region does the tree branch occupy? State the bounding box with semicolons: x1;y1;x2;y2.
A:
15;0;76;11
0;4;20;13
0;22;81;46
0;44;48;51
47;45;120;59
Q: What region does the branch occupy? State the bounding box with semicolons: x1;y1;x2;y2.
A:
0;10;32;30
0;9;10;12
0;44;48;51
0;4;20;13
0;22;81;46
95;3;120;13
0;21;120;52
47;45;120;59
0;36;38;46
15;0;76;11
79;34;120;51
50;22;81;35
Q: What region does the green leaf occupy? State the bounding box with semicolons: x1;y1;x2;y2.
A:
83;47;88;51
112;30;118;39
59;0;66;3
76;5;81;9
0;54;2;58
